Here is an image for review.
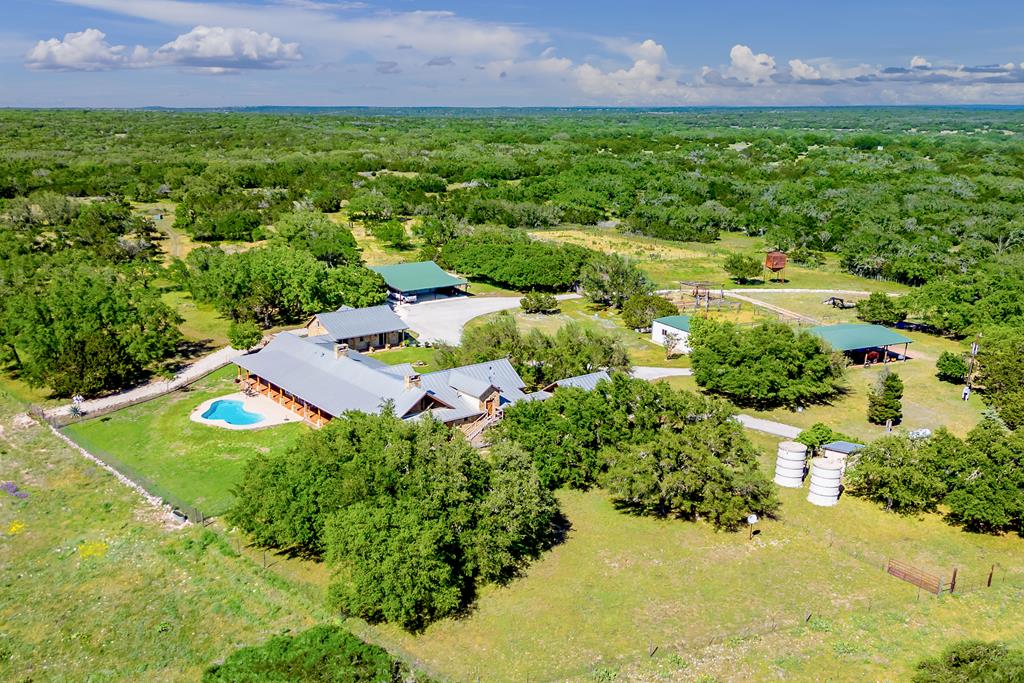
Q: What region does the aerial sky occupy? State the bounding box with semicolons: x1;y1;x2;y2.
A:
5;0;1024;107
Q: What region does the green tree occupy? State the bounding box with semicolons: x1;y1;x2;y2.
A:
229;412;557;630
434;313;630;389
844;434;947;513
10;264;182;396
601;424;778;530
179;246;386;326
369;220;411;249
689;318;846;408
796;423;854;455
272;211;360;267
520;291;559;314
867;369;903;425
723;253;763;283
856;292;907;326
203;624;437;682
227;320;263;350
620;294;677;330
935;351;968;384
976;326;1024;430
580;252;654;309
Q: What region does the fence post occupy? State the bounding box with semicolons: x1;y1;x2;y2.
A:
950;567;958;594
988;565;995;588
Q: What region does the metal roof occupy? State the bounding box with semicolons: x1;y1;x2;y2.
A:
313;304;407;340
544;370;611;392
654;315;691;332
823;440;865;454
369;261;467;293
235;333;426;418
807;323;913;352
448;370;496;398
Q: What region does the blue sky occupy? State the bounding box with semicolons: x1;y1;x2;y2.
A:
4;0;1024;106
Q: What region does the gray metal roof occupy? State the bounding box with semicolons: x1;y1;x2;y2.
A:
448;370;496;398
544;370;611;392
235;333;425;418
823;440;865;454
313;304;407;341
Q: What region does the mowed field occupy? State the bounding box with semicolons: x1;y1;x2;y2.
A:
62;366;307;516
531;228;912;294
0;392;331;682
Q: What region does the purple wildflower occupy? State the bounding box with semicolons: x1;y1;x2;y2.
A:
1;481;28;499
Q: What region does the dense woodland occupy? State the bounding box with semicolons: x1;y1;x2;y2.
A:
2;108;1023;397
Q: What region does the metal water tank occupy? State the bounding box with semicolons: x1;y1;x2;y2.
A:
807;457;843;507
774;441;807;488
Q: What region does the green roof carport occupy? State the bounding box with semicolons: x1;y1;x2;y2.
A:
808;323;913;353
369;261;467;294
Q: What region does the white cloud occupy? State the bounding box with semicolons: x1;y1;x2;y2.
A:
58;0;540;60
601;38;668;64
26;25;300;72
788;58;820;80
727;44;776;83
910;55;931;68
25;28;146;71
153;26;301;69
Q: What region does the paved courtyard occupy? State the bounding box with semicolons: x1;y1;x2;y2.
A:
395;293;581;345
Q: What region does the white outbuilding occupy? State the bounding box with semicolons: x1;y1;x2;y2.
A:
651;315;692;354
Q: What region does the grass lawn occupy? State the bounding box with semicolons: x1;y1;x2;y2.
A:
161;290;232;348
531;227;911;294
370;346;439;374
364;485;1024;682
61;366;306;516
0;392;330;682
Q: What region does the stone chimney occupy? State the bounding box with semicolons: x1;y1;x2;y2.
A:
404;373;421;389
334;342;349;359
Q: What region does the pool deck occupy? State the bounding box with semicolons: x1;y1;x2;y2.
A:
190;392;304;431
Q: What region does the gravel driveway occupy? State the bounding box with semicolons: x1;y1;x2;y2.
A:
395;294;580;345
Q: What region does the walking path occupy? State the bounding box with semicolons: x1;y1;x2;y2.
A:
46;345;244;418
630;367;693;380
734;414;803;439
396;293;581;345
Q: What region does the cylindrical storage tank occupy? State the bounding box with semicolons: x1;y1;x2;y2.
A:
774;441;807;488
807;458;843;507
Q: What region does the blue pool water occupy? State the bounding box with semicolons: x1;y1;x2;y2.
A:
201;399;264;426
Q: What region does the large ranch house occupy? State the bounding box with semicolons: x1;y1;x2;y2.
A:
233;305;602;438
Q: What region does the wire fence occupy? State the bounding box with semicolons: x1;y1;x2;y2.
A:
31;405;210;525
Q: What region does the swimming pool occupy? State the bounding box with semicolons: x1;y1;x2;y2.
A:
201;399;264;426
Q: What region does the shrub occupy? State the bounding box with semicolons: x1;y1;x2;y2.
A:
867;369;903;425
935;351;968;384
856;292;906;326
520;291;559;314
723;253;762;283
203;624;437;682
913;640;1024;683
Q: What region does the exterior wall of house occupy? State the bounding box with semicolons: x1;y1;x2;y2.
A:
306;318;328;337
342;330;404;352
651;321;691;354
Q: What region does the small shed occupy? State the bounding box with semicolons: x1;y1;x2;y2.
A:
370;261;468;303
651;315;692;354
821;440;865;473
808;323;913;364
